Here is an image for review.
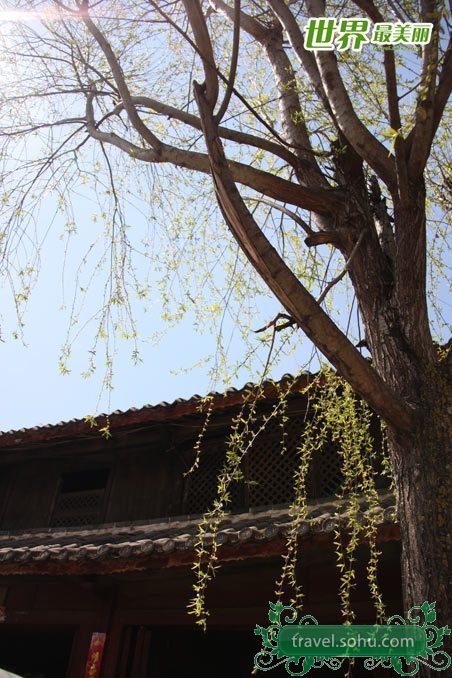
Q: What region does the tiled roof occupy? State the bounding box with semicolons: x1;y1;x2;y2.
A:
0;373;313;448
0;493;396;567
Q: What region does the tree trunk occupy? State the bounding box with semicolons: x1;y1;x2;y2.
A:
388;375;451;677
345;178;452;676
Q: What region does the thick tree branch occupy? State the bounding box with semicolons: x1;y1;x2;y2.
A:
209;0;269;42
194;81;416;433
265;30;328;188
162;145;342;213
431;41;452;138
209;0;328;189
111;95;299;168
303;0;397;192
351;0;409;204
182;0;219;109
265;0;333;115
407;0;441;176
214;0;240;123
262;26;328;188
406;40;452;172
268;0;397;192
81;10;162;153
85;92;344;215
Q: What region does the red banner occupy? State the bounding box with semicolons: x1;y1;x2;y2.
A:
83;632;106;678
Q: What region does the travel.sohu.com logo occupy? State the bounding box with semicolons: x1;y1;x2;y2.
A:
254;601;451;675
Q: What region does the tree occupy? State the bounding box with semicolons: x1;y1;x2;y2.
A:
0;1;450;674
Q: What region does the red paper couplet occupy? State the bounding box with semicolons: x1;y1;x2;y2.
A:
83;631;106;678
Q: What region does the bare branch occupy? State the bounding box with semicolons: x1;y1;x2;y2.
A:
407;0;442;176
244;197;314;237
0;117;85;137
194;80;416;432
85;91;344;214
305;231;342;247
111;95;300;168
81;8;163;153
254;312;296;333
214;0;240;123
182;0;219;109
317;230;366;304
209;0;328;189
351;0;409;204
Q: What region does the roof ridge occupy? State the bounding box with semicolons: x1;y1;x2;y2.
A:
0;372;315;447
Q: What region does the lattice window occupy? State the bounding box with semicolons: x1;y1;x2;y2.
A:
183;443;244;515
182;416;354;514
247;436;298;508
307;441;343;499
51;489;105;527
51;468;109;527
247;416;345;506
247;415;303;507
183;446;224;515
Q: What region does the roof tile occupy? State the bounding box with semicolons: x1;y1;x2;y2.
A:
0;494;396;568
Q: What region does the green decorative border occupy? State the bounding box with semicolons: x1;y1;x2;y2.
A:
254;601;451;675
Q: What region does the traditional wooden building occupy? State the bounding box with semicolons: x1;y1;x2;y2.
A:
0;376;401;677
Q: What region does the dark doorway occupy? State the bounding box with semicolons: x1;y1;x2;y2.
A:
0;626;74;678
119;626;270;678
148;628;262;677
118;625;385;677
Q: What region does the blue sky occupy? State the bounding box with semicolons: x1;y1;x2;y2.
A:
1;258;303;432
0;186;305;432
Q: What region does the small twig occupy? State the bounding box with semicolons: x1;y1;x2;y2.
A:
245;197;313;237
317;231;367;305
356;338;370;350
254;312;297;334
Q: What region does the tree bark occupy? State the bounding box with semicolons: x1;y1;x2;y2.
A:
326;140;451;675
389;388;452;676
347;186;451;675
